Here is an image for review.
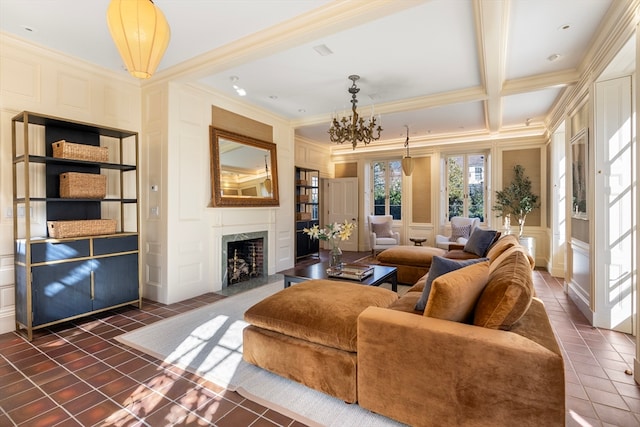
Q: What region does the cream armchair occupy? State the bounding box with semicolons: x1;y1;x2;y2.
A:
435;216;480;250
368;215;400;256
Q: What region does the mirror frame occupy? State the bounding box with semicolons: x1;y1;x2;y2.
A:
209;126;279;207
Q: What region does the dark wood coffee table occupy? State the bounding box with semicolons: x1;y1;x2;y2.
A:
280;263;398;292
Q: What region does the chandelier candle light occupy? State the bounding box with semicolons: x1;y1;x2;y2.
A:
303;220;356;273
328;75;383;149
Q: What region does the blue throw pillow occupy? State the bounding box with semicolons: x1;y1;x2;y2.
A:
414;256;489;311
463;228;498;257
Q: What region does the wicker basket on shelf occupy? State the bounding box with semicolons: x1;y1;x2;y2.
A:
59;172;106;199
47;219;116;238
52;140;109;162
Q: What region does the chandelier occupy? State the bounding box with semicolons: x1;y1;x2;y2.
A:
328;75;383;149
107;0;171;79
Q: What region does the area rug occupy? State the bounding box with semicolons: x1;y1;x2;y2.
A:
116;281;405;427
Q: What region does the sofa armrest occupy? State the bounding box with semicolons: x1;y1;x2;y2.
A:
357;307;564;427
392;231;400;244
447;243;465;250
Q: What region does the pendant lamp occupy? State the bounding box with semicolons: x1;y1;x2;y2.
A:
107;0;171;79
402;125;414;176
263;155;273;194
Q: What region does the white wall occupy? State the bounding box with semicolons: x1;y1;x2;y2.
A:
140;82;295;304
0;34;141;334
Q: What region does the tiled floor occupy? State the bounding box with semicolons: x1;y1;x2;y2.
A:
0;252;638;426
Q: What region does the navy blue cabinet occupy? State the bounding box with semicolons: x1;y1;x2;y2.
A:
12;112;140;340
32;260;93;326
26;235;140;327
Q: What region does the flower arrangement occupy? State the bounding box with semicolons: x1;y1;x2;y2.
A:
304;220;356;270
303;220;356;244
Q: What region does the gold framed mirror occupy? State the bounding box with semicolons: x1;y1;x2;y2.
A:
209;127;279;207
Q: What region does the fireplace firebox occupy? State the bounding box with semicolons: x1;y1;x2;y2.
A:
222;231;268;287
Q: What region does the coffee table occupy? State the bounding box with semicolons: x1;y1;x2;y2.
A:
280;262;398;292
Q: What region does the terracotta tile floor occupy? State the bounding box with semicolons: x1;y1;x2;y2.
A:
0;253;638;426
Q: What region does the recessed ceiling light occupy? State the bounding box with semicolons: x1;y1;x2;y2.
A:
313;44;333;56
269;95;278;100
558;24;571;31
21;25;35;32
298;109;306;113
547;53;561;62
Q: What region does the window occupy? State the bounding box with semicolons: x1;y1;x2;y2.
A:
445;154;486;222
373;160;402;220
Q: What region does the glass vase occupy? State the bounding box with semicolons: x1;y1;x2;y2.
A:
328;242;343;274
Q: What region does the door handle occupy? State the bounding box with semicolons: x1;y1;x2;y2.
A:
90;271;95;300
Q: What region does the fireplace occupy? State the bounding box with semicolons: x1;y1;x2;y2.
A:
222;231;268;287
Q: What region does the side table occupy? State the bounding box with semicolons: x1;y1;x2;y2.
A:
409;237;427;246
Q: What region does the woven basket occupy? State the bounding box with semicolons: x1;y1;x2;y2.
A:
296;194;310;203
60;172;106;199
296;212;312;221
52;140;109;162
47;219;116;239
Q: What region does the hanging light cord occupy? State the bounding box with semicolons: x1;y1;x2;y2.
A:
404;125;410;157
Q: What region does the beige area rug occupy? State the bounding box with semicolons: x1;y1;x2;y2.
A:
116;281;406;427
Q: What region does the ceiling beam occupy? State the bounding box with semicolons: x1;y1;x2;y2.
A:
291;86;487;128
502;69;580;96
474;0;510;133
148;0;428;85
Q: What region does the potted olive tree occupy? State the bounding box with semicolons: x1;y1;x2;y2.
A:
493;164;540;238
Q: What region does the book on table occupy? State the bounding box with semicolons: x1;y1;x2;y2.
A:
327;264;374;281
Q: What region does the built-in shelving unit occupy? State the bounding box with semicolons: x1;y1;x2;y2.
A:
295;167;320;260
12;111;141;340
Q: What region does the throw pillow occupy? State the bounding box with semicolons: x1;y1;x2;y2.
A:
464;228;498;257
414;256;488;311
448;224;472;242
474;249;534;330
424;261;490;323
371;221;393;238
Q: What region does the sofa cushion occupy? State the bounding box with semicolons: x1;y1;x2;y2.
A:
406;272;429;294
377;246;446;268
486;234;520;262
449;224;471;242
489;245;534;274
244;280;397;352
414;256;488;311
474;248;534;330
424;261;490;323
371;221;393;237
388;292;423;314
464;228;498;257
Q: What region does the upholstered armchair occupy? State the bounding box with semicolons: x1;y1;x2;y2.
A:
368;215;400;256
435;216;480;250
